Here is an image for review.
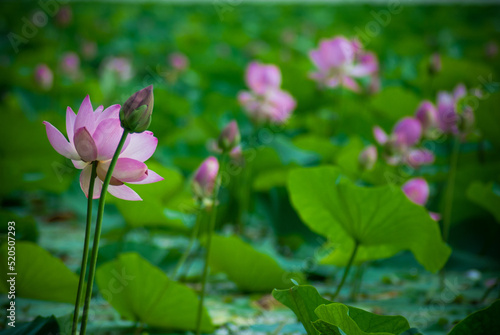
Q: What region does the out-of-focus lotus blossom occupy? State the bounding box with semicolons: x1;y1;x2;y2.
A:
238;62;296;124
34;64;53;90
102;57;133;81
358;145;377;170
429;212;441;221
56;6;72;26
120;85;154;133
218;120;240;153
437;83;468;135
229;145;244;164
415;100;438;135
485;41;498;59
406;148;435;168
168;52;189;71
81;40;97;60
43;96;163;201
393;117;422;147
373;126;388;145
308;36;378;92
192;156;219;201
61;52;80;78
402;178;429;206
428;53;441;75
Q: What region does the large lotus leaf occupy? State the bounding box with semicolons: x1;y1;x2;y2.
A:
96;252;213;332
370;87;420;125
448;300;500;335
0;242;78;303
466;181;500;223
208;235;302;292
107;162;188;231
287;166;451;272
272;285;409;335
313;303;409;335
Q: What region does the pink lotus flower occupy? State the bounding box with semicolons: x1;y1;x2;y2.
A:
60;52;80;78
309;36;378;92
402;178;440;220
437;83;467;134
393;117;422;148
34;64;53;90
238;61;296;124
358;145;377;170
101;57;133;81
43;96;163;201
405;149;435;168
192;156;219;201
415;100;438;135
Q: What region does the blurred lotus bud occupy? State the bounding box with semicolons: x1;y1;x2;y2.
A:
56;6;72;27
373;126;388;145
102;57;133;81
454;83;467;100
437;91;458;134
34;64;53;90
393;117;422;147
358;145;377;171
246;61;282;95
415;101;438;134
218;120;240;153
458;106;475;135
120;85;154;133
402;178;429;206
485;41;498;59
429;212;441;221
81;40;97;60
169;52;189;71
406;149;435;168
192;156;219;201
428;53;441;75
60;52;80;78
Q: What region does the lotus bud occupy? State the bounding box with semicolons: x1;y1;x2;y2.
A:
393;117;422;147
120;85;154;133
192;156;219;201
428;53;441;75
402;178;429;206
218;120;240;153
169;52;189;71
358;145;377;171
34;64;53;90
60;52;80;77
415;101;438;133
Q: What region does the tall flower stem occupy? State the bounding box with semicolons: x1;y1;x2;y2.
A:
80;130;130;335
442;136;460;243
332;241;359;300
172;212;202;280
195;154;227;335
71;161;97;335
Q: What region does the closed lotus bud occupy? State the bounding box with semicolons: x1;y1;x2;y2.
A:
192;156;219;201
428;53;441;75
218;120;240;153
402;178;429;206
34;64;53;90
358;145;377;170
393;117;422;147
415;101;438;133
120;85;154;133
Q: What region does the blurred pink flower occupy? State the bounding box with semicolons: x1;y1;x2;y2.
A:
238;61;296;124
309;36;378;92
56;6;72;26
169;52;189;71
102;57;133;81
81;40;97;60
358;145;377;170
415;100;438;135
402;177;429;206
393;117;422;147
428;53;441;75
437;83;467;134
43;96;163;201
61;52;80;78
193;156;219;201
405;149;435;168
34;64;53;90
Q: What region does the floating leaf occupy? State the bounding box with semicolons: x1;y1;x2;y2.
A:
287;166;451;272
448;300;500;335
208;235;302;292
0;242;78;303
466;181;500;223
96;252;213;332
313;303;409;335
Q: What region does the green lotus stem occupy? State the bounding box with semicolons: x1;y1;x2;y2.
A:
442;136;460;243
172;212;202;280
196;154;227;335
71;161;97;335
332;241;359;299
79;130;130;335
